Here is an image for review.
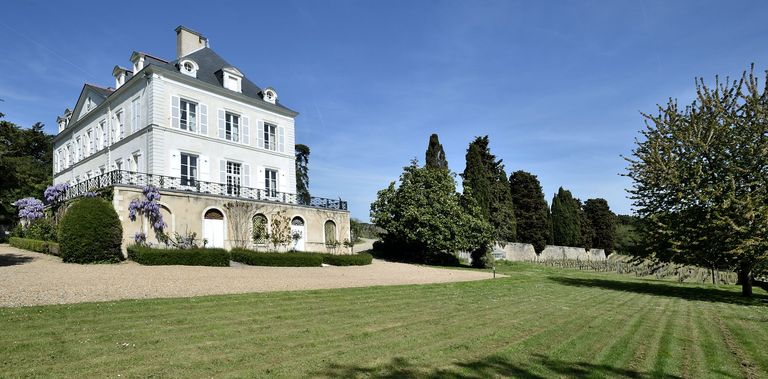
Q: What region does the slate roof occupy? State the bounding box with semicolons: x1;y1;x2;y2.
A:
85;83;114;99
140;47;295;113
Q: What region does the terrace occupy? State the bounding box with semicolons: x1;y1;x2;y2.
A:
63;170;348;211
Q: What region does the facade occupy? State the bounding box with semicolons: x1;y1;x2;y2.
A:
53;26;350;253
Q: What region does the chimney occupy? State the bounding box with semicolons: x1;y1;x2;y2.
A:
175;25;208;58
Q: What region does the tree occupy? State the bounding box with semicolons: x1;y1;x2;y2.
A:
577;199;593;250
551;187;581;246
625;66;768;296
224;201;259;249
0;116;53;232
425;133;448;169
295;144;310;204
371;160;492;264
509;171;550;254
583;198;615;255
461;136;516;243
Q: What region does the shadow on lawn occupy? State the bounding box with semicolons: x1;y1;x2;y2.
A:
0;253;33;267
549;276;768;306
314;354;681;379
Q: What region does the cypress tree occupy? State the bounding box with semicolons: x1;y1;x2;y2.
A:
509;170;550;254
461;136;516;243
583;198;615;255
551;187;581;246
295;144;311;204
425;133;448;169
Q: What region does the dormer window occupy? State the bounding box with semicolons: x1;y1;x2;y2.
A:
179;59;198;78
263;87;278;104
224;74;241;92
130;52;145;74
219;67;243;93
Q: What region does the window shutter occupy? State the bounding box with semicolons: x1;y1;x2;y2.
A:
171;96;180;128
278;126;285;153
169;150;181;177
218;109;226;139
242;116;250;145
257;121;264;149
199;155;210;181
219;159;226;184
199;104;208;136
243;164;251;187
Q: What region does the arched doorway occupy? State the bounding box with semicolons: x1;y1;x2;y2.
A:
203;208;225;248
291;216;306;251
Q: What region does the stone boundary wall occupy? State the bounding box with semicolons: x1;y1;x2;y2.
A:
460;243;606;264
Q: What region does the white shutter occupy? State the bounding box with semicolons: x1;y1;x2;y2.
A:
257;121;264;149
199;104;208;136
219;159;226;184
243;164;251;187
218;109;226;139
242;116;250;145
171;96;180;129
169;150;180;177
278;126;285;153
199;155;210;181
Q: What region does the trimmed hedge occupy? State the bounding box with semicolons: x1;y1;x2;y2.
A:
321;253;373;266
9;237;60;256
58;197;123;263
231;249;322;267
127;245;230;266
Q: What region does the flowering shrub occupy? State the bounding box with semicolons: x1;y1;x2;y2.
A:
12;198;44;223
128;185;166;244
44;183;70;204
134;232;147;245
84;192;98;198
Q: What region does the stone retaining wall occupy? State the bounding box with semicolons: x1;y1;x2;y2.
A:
462;243;607;264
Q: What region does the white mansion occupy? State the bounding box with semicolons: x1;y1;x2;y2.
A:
52;26;350;252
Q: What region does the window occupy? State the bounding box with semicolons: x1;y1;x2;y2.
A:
67;144;74;166
226;161;241;196
131;97;141;132
265;169;278;197
180;153;198;186
97;120;106;150
324;221;337;245
264;123;277;151
225;112;240;142
224;74;241;92
115;159;123;171
75;137;82;161
87;129;94;156
252;214;268;244
115;110;125;141
180;99;198;132
132;152;142;172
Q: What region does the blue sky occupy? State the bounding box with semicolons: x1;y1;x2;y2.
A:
2;1;768;221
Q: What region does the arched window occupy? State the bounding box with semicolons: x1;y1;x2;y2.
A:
291;217;305;226
252;213;268;244
204;208;224;220
324;220;337;245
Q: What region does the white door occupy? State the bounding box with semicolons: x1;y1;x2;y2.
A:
204;219;224;248
291;217;305;251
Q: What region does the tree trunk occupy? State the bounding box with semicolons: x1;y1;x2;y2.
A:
711;267;716;285
738;266;753;297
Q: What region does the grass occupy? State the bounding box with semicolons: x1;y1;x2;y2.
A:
1;262;767;378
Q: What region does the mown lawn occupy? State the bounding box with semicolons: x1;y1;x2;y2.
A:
1;263;767;378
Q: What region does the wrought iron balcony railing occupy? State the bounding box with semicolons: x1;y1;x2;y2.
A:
64;170;348;211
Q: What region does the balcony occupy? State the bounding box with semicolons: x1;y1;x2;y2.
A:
64;170;348;211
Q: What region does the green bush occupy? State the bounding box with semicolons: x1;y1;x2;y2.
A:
321;253;373;266
127;245;230;266
9;237;60;256
231;249;322;267
26;218;58;242
58;197;124;263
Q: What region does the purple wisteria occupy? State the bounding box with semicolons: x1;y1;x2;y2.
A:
128;185;166;243
12;198;45;222
134;232;147;245
43;183;70;204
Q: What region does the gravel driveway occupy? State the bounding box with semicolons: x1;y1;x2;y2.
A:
0;244;496;307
